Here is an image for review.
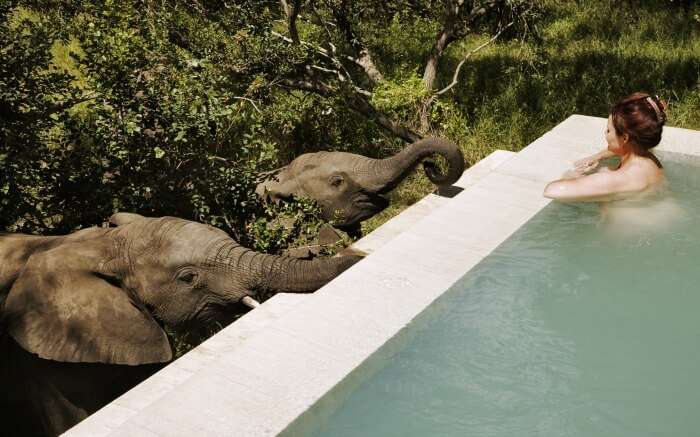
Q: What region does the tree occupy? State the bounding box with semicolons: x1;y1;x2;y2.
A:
271;0;542;140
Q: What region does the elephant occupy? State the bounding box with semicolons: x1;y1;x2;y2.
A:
0;213;360;437
256;138;465;235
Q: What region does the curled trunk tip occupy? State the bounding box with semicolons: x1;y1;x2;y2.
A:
415;138;466;187
366;137;466;193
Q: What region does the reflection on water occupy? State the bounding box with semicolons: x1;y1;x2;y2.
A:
299;159;700;437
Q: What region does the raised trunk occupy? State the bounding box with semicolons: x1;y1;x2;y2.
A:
361;138;465;194
217;243;360;294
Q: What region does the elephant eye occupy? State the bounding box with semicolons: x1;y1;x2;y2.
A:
329;175;344;187
178;271;197;284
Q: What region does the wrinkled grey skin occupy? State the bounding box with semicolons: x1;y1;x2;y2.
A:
0;214;360;437
256;138;465;233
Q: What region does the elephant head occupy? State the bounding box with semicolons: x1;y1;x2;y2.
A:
255;138;465;231
1;214;360;366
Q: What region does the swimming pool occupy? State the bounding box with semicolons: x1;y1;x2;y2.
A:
63;118;700;437
291;155;700;436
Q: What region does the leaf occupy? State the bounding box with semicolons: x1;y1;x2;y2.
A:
154;146;165;159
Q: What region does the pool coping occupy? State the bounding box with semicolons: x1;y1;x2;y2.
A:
63;115;700;437
353;149;516;254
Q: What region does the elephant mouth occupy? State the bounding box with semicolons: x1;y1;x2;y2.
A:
342;191;389;225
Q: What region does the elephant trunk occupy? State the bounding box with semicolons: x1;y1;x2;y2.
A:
362;138;465;194
256;253;360;293
216;242;360;295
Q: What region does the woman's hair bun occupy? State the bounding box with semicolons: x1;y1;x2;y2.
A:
610;91;666;151
646;95;666;124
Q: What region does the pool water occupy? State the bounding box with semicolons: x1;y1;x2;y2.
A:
306;157;700;437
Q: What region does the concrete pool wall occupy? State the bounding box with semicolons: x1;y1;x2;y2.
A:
63;116;700;436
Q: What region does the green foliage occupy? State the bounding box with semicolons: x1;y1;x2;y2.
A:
59;1;287;237
0;5;84;231
246;196;325;253
371;74;429;126
1;1;284;236
262;91;395;161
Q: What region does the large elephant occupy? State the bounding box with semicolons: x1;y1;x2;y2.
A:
0;214;360;437
256;138;465;234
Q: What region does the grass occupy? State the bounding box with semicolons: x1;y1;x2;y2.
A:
363;0;700;235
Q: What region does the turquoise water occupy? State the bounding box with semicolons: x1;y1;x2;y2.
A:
305;157;700;437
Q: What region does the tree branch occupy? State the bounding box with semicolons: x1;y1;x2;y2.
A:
233;96;262;113
279;0;302;44
422;0;502;91
281;78;335;97
272;8;418;143
281;77;420;143
271;30;377;83
435;21;513;96
418;1;512;132
330;2;384;84
271;31;372;96
422;0;460;91
351;48;384;84
346;94;422;143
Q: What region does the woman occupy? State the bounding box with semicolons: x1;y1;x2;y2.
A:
544;92;667;202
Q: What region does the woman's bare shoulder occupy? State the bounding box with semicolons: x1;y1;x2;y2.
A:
621;156;664;190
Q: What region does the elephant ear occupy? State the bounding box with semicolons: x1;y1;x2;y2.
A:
109;212;146;226
4;241;172;365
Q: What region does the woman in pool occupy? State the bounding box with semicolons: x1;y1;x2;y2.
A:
544;92;667;202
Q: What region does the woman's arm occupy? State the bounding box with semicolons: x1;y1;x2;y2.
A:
543;169;645;202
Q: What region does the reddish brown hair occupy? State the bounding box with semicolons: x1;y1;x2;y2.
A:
610;92;667;168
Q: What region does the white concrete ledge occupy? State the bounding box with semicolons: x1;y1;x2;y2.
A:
353;149;515;254
63;115;699;437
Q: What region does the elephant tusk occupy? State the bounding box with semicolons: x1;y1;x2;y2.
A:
241;296;261;309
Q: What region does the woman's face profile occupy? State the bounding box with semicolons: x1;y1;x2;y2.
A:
606;115;626;155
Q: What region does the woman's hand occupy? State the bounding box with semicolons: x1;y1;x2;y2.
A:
573;156;600;174
573;150;616;175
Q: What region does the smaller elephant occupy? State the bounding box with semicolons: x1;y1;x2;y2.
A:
256;138;465;234
0;214;360;437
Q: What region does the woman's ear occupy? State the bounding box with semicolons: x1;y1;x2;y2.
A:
3;241;172;365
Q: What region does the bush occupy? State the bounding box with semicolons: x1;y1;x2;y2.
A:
1;2;281;238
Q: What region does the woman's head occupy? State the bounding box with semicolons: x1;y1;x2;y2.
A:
607;92;667;161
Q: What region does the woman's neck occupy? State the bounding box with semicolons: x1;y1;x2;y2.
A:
618;150;636;167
